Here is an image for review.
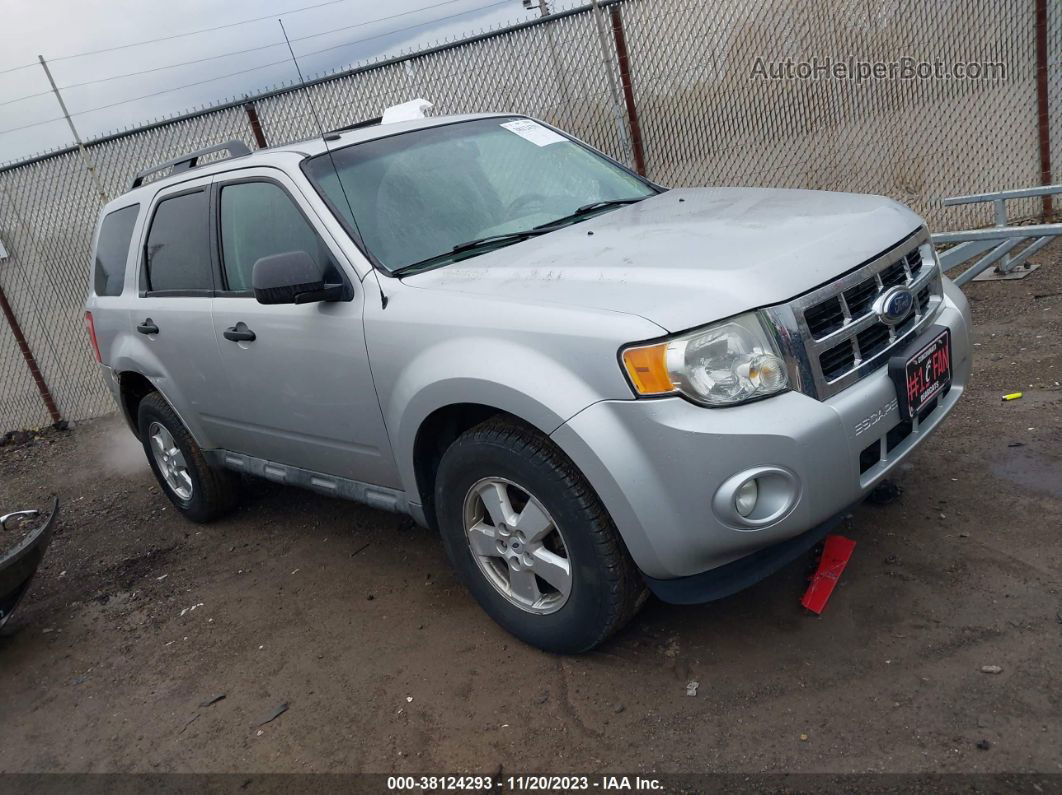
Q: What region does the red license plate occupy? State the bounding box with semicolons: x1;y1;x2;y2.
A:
889;326;951;420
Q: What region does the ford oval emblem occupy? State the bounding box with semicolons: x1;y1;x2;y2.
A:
874;286;915;326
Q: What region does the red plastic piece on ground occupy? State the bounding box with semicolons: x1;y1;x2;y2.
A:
801;534;857;615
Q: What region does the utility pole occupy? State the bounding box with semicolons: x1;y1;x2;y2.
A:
522;0;550;17
38;55;108;204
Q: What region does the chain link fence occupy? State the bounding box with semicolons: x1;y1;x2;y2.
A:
0;0;1058;433
0;108;259;431
623;0;1049;228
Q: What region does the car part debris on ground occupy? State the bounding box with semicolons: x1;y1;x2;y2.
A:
0;497;58;630
801;535;857;615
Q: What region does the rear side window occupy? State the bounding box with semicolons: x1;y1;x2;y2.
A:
94;204;139;296
219;181;337;292
144;190;212;293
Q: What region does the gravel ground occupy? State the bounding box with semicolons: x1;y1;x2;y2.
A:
0;245;1060;776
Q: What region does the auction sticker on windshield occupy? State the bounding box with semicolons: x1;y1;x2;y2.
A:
501;119;566;147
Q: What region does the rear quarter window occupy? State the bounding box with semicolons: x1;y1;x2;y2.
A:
144;190;213;293
93;204;139;296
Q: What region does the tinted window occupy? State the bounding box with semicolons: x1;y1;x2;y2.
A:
219;181;336;292
94;204;139;296
144;190;212;292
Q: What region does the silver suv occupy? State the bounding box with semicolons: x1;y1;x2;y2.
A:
85;113;972;652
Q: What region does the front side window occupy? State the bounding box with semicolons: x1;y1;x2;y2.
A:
94;204;139;296
144;190;212;293
219;181;337;292
303;117;655;273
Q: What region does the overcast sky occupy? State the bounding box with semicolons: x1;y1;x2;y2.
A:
0;0;577;164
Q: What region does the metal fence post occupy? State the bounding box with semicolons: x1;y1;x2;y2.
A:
589;0;634;168
243;100;268;149
609;4;646;176
0;283;62;426
993;198;1012;272
1035;0;1053;220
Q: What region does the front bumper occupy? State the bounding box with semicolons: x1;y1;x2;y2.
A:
550;283;972;588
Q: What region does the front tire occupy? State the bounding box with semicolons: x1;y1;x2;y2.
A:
138;392;238;523
435;417;646;653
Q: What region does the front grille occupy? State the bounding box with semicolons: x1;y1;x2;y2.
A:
767;230;944;400
906;249;923;277
804;299;845;338
842;279;878;317
854;322;890;360
880;260;907;287
916;285;930;313
820;342;855;381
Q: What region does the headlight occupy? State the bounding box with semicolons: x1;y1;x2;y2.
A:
621;312;789;406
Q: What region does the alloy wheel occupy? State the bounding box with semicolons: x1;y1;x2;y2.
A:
462;477;572;615
148;421;193;501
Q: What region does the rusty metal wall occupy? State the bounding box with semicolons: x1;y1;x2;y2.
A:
0;0;1055;432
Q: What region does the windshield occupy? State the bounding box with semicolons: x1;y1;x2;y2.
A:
302;117;655;273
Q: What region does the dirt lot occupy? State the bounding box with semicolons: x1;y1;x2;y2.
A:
1;249;1060;777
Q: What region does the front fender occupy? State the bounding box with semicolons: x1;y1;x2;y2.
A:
388;337;613;498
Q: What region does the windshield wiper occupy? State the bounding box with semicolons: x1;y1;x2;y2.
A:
532;196;648;231
392;230;550;276
576;197;647;214
392;197;649;277
450;230;546;254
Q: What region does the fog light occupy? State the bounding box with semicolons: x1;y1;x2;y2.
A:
735;478;758;516
712;466;800;530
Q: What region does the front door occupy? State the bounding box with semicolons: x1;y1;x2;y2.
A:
206;170;398;488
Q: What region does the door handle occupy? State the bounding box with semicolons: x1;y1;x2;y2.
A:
136;318;159;335
223;322;256;342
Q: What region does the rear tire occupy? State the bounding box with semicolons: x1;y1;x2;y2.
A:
434;417;646;653
137;392;238;523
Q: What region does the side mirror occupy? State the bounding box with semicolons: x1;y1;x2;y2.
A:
251;251;345;305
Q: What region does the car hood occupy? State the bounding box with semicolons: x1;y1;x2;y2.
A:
402;187;924;333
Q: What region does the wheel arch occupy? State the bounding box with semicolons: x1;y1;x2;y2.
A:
116;371;203;448
410;402;555;530
117;371;158;439
380;327;639;527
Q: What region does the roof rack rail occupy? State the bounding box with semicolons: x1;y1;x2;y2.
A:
129;140;252;190
327;116;382;135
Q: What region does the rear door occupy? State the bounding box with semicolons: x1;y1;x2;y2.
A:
132;175;228;446
207;168;398;487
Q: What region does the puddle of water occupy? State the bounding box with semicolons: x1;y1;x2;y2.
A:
991;447;1062;499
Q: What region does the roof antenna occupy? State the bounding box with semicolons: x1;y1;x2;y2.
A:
278;19;388;309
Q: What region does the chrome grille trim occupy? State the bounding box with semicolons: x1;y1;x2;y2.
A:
763;229;944;401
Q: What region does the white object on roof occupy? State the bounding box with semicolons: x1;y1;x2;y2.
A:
381;99;434;125
0;238;8;261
